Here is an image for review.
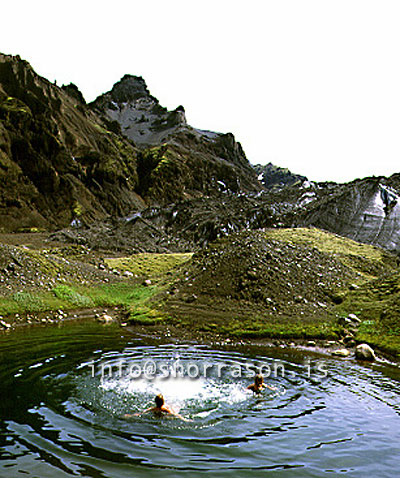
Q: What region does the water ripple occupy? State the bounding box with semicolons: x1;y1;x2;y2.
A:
1;323;400;477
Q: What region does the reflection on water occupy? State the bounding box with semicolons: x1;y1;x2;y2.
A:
0;322;399;477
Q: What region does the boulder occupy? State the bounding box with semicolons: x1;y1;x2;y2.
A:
355;343;376;361
184;294;198;303
348;314;361;324
98;314;114;325
332;348;351;357
343;335;356;347
0;320;11;329
338;317;354;327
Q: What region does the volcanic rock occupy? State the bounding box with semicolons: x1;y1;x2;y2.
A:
355;343;376;361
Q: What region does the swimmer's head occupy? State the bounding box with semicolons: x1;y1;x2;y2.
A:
255;374;264;386
155;394;164;408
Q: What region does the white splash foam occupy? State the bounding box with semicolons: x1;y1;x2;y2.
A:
100;375;249;406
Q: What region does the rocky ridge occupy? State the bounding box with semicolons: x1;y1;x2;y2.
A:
51;175;400;255
0;54;264;232
91;74;262;203
254;162;307;189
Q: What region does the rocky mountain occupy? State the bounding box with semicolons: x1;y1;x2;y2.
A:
253;162;307;189
0;53;143;232
0;54;264;232
90;74;187;146
3;52;400;258
90;74;262;203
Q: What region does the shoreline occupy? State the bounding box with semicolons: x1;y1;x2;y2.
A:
1;306;398;367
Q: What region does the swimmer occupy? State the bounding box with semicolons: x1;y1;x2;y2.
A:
124;394;189;420
247;374;277;393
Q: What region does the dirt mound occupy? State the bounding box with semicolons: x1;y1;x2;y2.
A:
164;230;358;320
0;243;119;295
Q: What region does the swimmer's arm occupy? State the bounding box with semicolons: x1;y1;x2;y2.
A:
172;411;192;422
266;384;277;391
164;406;191;422
123;407;154;418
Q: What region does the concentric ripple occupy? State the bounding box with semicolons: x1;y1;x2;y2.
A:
0;322;399;478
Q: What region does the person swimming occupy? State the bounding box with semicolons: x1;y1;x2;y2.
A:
247;374;276;393
124;394;188;420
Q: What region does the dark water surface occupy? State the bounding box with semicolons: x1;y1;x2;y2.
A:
0;322;399;477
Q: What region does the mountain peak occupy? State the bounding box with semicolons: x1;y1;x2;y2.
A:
91;73;189;145
109;74;151;103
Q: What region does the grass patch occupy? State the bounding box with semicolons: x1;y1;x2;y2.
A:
168;311;341;341
0;291;65;315
105;253;192;277
216;317;340;340
12;292;46;312
75;283;166;325
0;283;163;326
53;285;93;307
336;273;400;323
335;272;400;358
82;283;157;307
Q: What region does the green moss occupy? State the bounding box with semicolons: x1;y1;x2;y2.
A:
129;308;165;325
105;253;192;277
0;97;32;116
153;150;175;173
23;250;63;278
356;331;400;359
93;123;111;135
73;201;84;217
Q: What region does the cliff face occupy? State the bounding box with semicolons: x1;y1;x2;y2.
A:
90;75;262;203
0;54;143;231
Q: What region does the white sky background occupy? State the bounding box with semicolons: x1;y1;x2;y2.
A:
1;0;400;182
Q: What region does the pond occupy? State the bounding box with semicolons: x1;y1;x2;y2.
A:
0;322;399;477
